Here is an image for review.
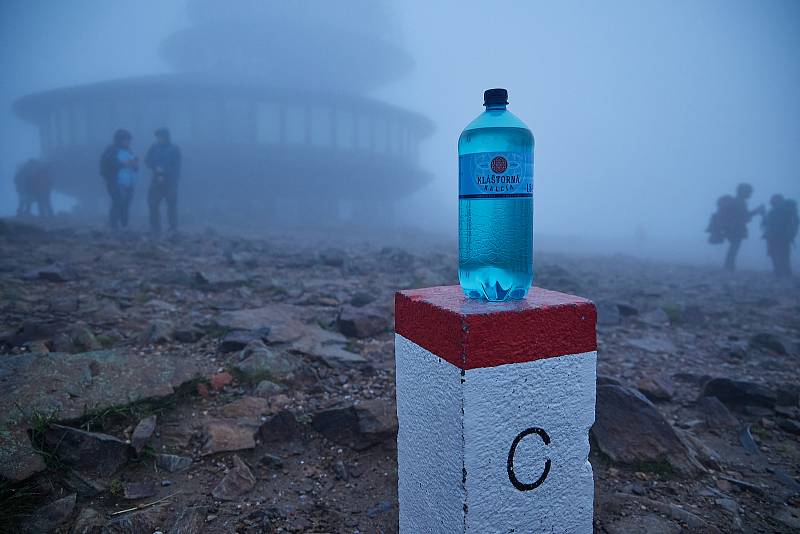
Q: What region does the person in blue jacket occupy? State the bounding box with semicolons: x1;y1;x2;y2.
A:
99;129;137;230
145;128;182;235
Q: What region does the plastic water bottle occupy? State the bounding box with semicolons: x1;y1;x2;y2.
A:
458;88;534;301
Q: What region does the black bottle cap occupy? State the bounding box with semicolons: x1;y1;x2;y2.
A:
483;88;509;106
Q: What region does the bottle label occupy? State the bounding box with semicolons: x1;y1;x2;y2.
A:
459;151;533;199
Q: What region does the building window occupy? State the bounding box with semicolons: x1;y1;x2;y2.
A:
168;100;193;144
310;106;332;147
50;112;60;147
356;114;371;151
285;105;305;145
256;101;281;144
89;101;112;145
224;99;250;144
373;117;388;154
337;108;354;149
71;104;88;145
194;99;220;143
60;107;71;145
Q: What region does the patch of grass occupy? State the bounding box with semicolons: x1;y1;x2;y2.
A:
130;445;157;464
296;413;312;425
0;479;43;534
27;405;60;436
109;478;124;497
19;404;63;470
630;459;676;477
95;334;119;349
660;305;682;324
77;397;168;433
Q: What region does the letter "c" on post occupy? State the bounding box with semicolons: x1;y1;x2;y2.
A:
507;427;551;491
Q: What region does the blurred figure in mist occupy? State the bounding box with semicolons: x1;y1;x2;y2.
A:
762;194;798;278
14;158;53;218
145;128;181;235
100;129;138;230
707;183;764;272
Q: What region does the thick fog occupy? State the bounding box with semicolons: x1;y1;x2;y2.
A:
1;0;798;269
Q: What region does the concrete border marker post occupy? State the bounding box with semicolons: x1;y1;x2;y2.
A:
395;285;597;533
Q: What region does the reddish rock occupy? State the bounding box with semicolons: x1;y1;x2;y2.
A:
197;383;210;398
636;375;675;402
220;396;269;419
202;420;255;455
210;372;234;391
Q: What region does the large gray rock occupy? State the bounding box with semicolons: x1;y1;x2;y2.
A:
0;349;203;483
592;385;702;475
215;305;308;343
44;424;131;477
0;429;46;481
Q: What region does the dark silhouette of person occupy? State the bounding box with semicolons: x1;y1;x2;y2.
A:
762;194;798;277
145;128;182;235
14;158;53;218
100;129;138;230
715;183;763;272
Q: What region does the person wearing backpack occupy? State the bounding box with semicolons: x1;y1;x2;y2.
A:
100;129;137;230
763;194;798;277
14;158;53;218
144;128;181;235
718;183;764;272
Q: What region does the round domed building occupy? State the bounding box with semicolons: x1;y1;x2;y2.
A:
14;0;433;227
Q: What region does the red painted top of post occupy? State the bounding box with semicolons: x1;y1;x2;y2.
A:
395;285;596;370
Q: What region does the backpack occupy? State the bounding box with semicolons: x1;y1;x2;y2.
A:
99;145;117;181
786;200;799;243
707;195;734;244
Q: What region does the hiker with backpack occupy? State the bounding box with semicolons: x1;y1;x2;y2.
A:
706;183;764;271
14;158;53;218
763;194;799;278
100;129;138;230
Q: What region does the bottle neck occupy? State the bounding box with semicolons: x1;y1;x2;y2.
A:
485;104;507;111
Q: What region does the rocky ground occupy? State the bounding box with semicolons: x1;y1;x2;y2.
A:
0;218;798;533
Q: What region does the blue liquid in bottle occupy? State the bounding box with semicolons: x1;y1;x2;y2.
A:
458;88;534;301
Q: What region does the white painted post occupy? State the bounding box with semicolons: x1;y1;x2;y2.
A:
395;286;597;533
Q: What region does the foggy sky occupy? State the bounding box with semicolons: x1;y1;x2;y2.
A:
1;0;798;268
